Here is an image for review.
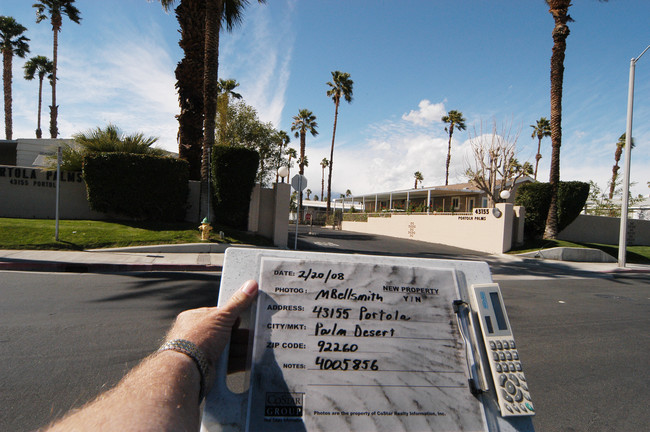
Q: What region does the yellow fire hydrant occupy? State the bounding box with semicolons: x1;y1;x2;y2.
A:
198;217;212;240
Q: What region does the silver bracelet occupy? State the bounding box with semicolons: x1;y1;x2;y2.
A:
158;339;210;402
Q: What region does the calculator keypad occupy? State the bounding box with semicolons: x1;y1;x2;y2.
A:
488;338;534;416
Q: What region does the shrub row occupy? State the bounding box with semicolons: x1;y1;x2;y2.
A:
83;154;189;221
515;181;590;239
211;146;259;230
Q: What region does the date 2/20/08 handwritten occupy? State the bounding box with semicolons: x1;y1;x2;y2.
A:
298;268;344;283
272;266;345;284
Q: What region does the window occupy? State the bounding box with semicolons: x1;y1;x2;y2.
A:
468;198;475;211
482;197;488;208
451;196;460;210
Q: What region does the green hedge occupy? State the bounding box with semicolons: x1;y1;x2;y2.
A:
212;145;259;230
343;213;368;222
83;154;189;221
515;181;590;239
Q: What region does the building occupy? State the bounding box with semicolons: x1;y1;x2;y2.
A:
331;178;532;215
0;138;73;167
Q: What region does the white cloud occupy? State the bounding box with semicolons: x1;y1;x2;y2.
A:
401;99;446;126
302;100;470;197
219;3;295;129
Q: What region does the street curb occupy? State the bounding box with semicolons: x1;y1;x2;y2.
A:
0;261;222;273
606;267;650;275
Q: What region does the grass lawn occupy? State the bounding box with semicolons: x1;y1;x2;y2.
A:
0;218;272;250
508;238;650;265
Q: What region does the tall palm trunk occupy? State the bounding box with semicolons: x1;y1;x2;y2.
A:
287;154;292;179
50;21;60;138
534;137;543;180
321;166;325;202
609;145;623;200
2;49;12;140
299;130;306;222
326;98;339;215
36;72;44;138
275;140;283;184
201;0;223;183
544;1;571;239
445;125;455;185
176;0;205;180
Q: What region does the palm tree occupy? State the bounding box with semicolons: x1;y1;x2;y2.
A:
23;56;54;139
441;110;466;186
201;0;266;183
286;147;297;179
274;130;290;183
609;133;635;200
326;71;354;216
160;0;206;181
51;124;165;171
291;109;318;222
1;16;30;140
217;78;241;98
320;157;329;202
33;0;81;139
530;117;551;180
216;78;242;145
544;0;609;238
305;189;311;200
414;171;423;189
544;0;573;239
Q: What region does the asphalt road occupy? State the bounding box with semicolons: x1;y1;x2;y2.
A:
498;275;650;432
288;224;611;279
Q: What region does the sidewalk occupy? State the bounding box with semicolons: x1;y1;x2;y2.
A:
0;243;648;275
0;244;236;273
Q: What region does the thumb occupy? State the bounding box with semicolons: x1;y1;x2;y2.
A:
220;280;258;321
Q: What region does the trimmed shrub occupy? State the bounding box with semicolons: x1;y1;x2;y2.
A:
83;154;189;221
515;181;590;239
212;145;259;230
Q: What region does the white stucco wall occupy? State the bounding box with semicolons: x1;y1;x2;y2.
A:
559;214;650;246
248;183;290;247
341;204;517;254
0;165;200;222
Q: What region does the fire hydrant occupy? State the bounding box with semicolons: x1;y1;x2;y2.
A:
198;217;212;240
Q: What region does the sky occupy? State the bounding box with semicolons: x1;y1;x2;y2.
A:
2;0;650;199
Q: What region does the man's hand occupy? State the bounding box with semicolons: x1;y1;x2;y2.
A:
164;280;259;373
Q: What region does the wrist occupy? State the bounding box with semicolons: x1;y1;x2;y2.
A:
158;339;211;403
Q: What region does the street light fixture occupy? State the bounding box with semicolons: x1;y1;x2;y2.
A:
278;166;289;183
618;44;650;268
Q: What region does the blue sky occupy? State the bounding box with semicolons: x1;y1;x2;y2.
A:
2;0;649;198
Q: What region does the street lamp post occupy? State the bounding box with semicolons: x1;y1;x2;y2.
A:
618;45;650;268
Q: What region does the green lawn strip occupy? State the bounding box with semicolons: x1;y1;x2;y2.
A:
0;218;272;250
507;238;650;264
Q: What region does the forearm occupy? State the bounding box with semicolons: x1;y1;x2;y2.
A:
46;350;202;432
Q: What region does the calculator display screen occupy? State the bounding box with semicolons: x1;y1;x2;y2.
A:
490;292;508;331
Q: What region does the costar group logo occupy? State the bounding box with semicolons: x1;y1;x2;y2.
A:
264;392;304;417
